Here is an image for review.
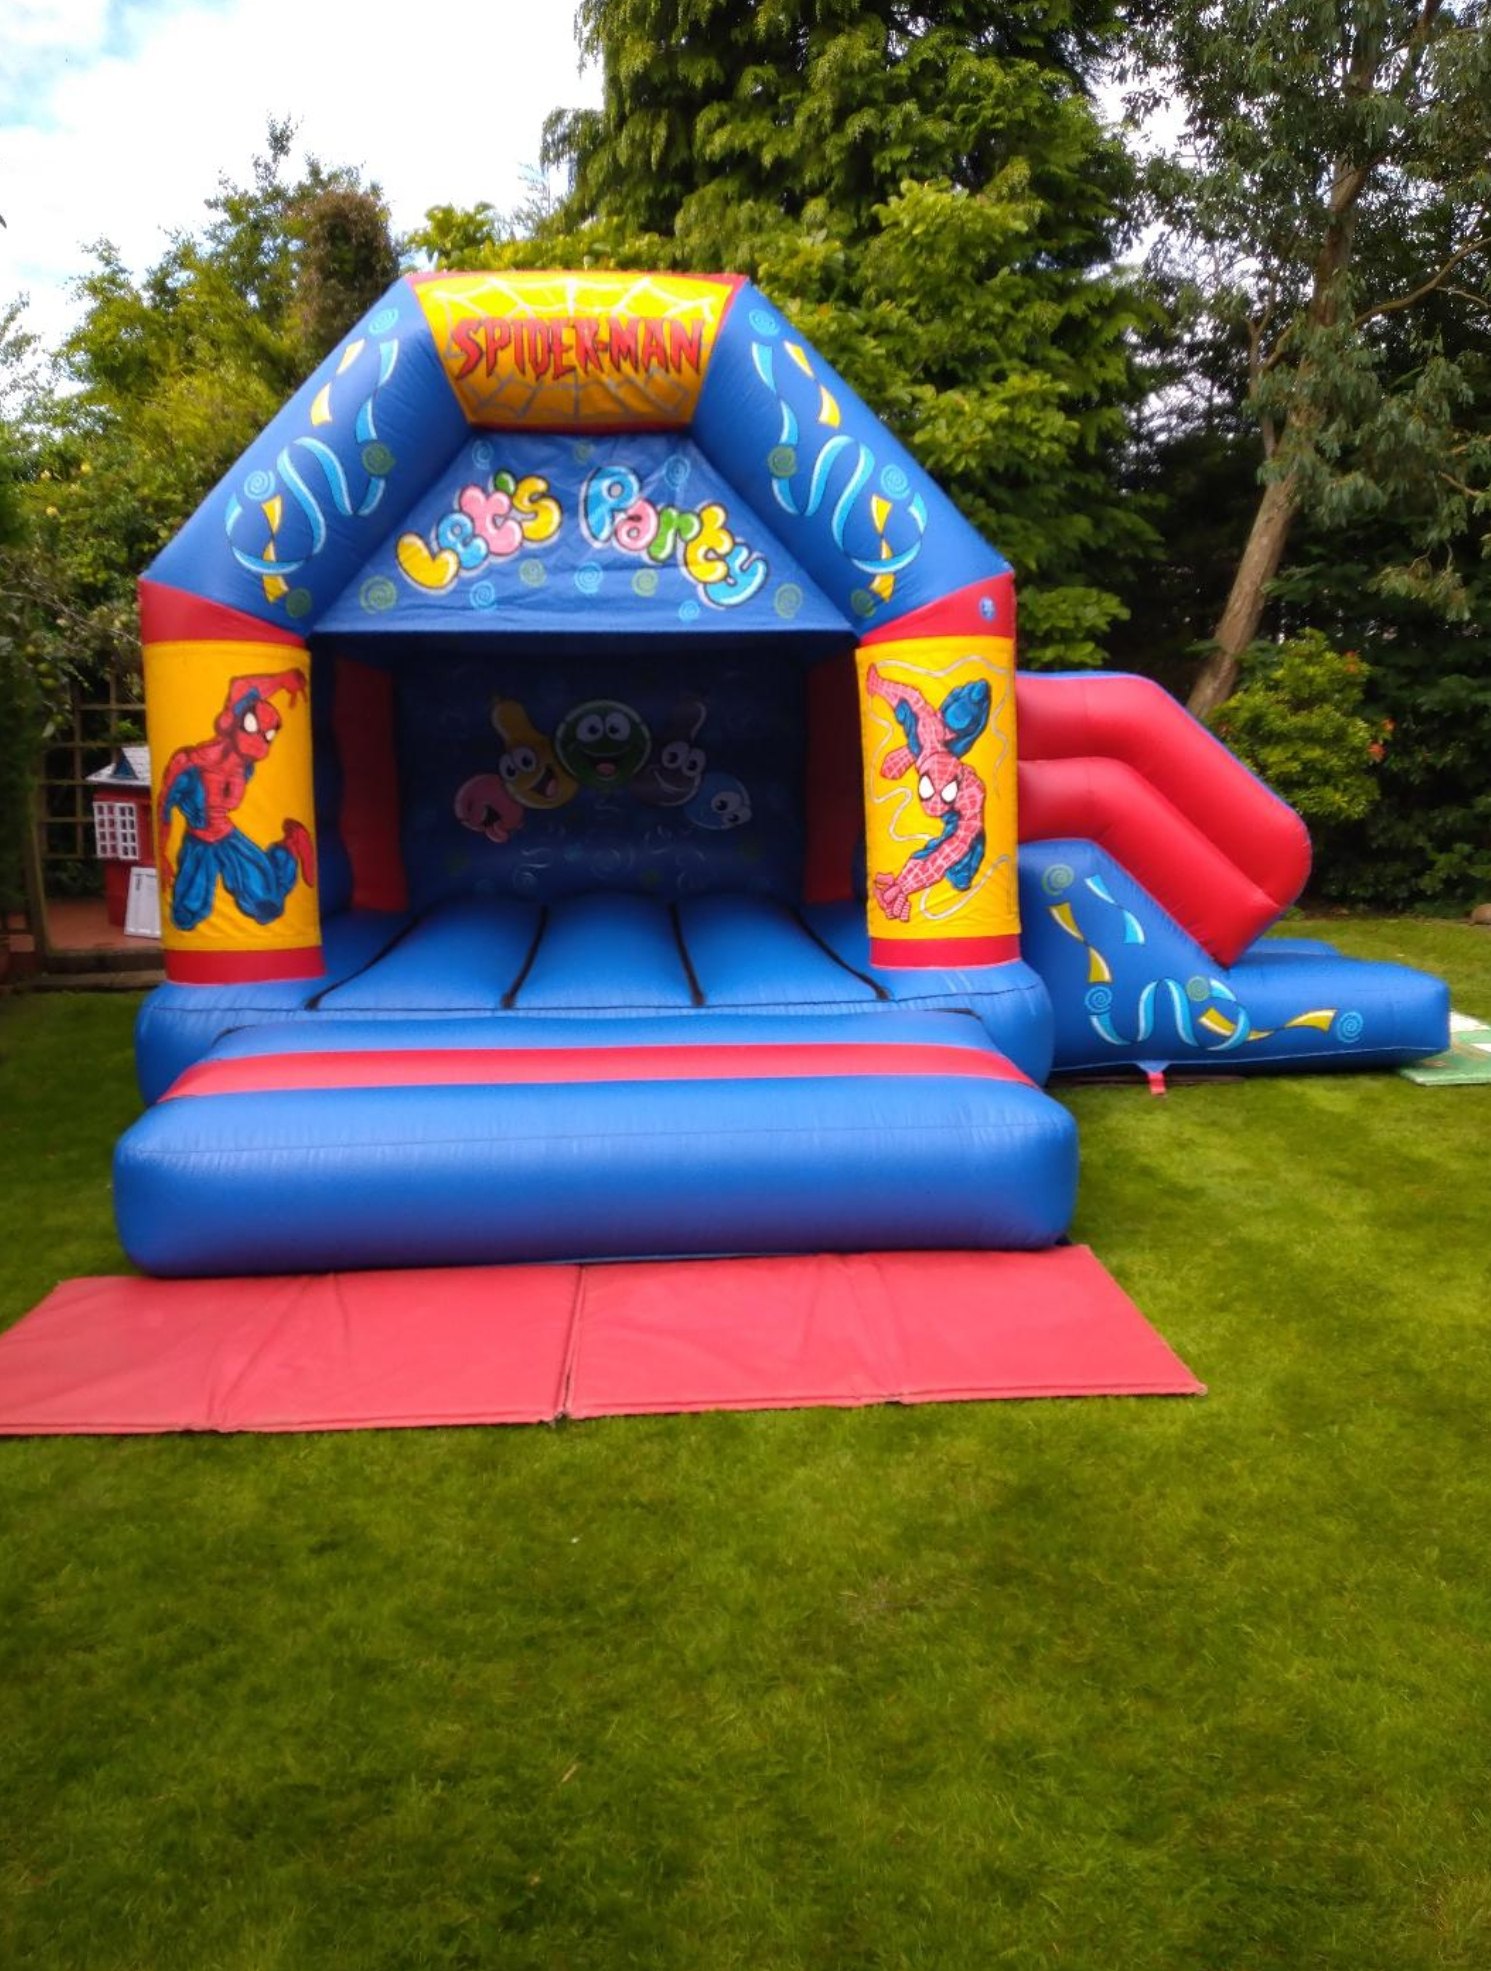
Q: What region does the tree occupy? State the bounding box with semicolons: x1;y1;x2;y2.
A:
0;302;46;915
5;125;401;691
0;303;38;548
198;118;400;365
1130;1;1491;717
545;0;1130;236
1260;416;1491;905
489;0;1159;667
0;126;401;914
292;183;402;363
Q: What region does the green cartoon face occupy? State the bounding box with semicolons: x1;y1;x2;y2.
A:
554;700;652;790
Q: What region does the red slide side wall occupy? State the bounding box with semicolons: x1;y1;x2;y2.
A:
1015;674;1311;968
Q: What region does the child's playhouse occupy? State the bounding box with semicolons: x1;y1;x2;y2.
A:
116;270;1448;1282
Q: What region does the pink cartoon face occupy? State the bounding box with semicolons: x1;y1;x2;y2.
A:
455;774;525;844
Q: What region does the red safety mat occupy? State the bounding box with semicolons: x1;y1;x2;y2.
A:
0;1248;1202;1436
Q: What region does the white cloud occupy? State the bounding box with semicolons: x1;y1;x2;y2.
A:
0;0;600;354
4;0;113;56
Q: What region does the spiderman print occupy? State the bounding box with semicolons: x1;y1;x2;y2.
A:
865;663;991;923
156;670;316;933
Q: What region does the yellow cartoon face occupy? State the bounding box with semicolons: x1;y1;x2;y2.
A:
490;698;577;810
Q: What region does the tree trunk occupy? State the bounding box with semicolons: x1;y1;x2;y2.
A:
1186;469;1300;720
1190;145;1372;723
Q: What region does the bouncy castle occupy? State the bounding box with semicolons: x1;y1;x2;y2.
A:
115;271;1448;1278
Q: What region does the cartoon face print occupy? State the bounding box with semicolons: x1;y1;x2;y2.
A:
216;691;283;763
632;698;708;807
455;773;525;844
491;698;577;810
916;748;966;821
686;771;752;831
554;699;652;791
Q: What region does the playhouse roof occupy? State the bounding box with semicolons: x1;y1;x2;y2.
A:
86;745;151;786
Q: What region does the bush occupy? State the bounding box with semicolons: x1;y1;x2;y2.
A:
1209;631;1384;832
1317;624;1491;908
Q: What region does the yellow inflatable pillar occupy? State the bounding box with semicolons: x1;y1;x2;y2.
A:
855;633;1019;968
144;638;323;983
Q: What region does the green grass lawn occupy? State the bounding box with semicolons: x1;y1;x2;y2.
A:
2;918;1488;1969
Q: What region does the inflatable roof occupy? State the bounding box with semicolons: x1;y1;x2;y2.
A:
141;270;1020;984
151;272;1014;640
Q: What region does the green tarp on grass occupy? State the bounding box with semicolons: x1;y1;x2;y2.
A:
1400;1012;1491;1085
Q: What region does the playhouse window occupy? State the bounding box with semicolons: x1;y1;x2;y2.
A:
93;799;140;862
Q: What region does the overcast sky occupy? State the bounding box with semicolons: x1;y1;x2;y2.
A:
1;0;600;354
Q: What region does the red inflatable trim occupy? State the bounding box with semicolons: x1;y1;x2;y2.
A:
332;658;407;912
1015;674;1311;967
138;579;305;649
860;572;1016;645
165;947;325;985
163;1040;1033;1101
869;934;1021;970
803;653;862;903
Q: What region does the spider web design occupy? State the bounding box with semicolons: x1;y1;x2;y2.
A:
415;272;732;428
867;649;1018;934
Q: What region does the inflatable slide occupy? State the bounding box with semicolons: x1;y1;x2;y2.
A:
114;270;1448;1278
1015;673;1446;1075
